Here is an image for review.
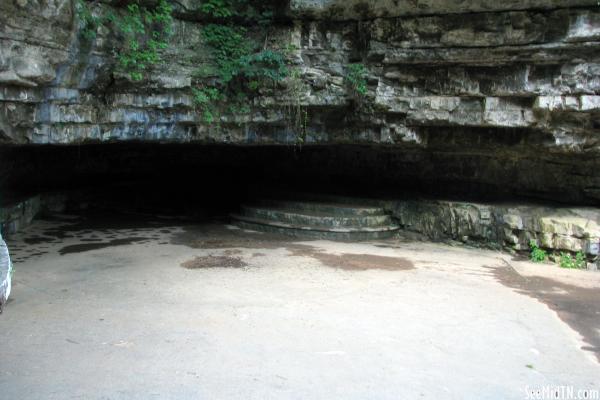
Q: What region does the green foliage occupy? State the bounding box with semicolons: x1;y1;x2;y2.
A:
559;252;587;269
193;1;288;125
241;50;288;82
200;23;287;86
199;0;274;25
75;0;101;40
199;0;234;18
192;87;221;124
226;99;251;117
529;240;547;263
115;0;173;81
345;63;368;96
201;24;252;83
75;0;174;82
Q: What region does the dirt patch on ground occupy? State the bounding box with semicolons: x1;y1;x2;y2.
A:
176;226;414;271
492;263;600;362
314;253;414;271
287;244;414;271
181;256;248;270
174;224;414;271
222;249;243;256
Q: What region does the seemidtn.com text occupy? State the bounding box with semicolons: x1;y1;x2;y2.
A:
526;386;600;400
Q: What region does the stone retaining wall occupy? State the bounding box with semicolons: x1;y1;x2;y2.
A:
385;199;600;259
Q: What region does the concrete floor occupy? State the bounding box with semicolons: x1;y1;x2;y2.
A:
1;215;599;399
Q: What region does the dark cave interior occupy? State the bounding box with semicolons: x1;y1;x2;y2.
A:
0;142;595;218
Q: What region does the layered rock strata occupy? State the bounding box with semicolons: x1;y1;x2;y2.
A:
1;1;599;204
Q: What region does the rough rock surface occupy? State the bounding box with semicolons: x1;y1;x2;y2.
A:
386;199;600;257
0;2;599;202
0;196;41;236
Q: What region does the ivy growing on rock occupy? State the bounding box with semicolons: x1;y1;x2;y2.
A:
285;63;309;144
191;87;222;124
76;0;299;135
193;0;289;125
75;0;102;40
345;63;368;97
114;0;173;81
75;0;173;81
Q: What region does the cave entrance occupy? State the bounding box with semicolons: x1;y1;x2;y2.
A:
0;142;572;221
1;142;598;258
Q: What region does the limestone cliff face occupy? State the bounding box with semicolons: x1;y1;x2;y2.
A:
0;0;599;204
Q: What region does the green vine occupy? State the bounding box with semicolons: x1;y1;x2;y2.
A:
75;0;102;40
199;0;235;18
286;66;309;144
345;63;368;97
191;87;222;124
75;0;173;81
76;0;303;137
115;1;173;81
192;0;288;126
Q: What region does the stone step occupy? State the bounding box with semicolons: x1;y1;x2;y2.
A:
232;196;400;241
241;206;392;228
232;214;400;241
256;199;385;216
